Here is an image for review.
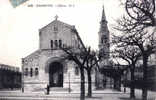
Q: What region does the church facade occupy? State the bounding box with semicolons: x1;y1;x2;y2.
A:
22;7;110;92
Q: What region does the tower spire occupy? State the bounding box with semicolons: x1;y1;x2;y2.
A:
101;5;106;22
98;5;110;60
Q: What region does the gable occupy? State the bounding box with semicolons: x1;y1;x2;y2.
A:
40;20;73;32
39;19;84;50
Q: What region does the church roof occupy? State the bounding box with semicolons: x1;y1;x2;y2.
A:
39;19;74;32
23;50;41;60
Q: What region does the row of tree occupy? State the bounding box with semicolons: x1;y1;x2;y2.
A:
112;0;156;100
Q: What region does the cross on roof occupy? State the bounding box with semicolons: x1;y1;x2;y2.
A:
55;15;58;20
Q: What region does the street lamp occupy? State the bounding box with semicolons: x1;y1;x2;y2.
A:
68;72;71;93
21;58;24;93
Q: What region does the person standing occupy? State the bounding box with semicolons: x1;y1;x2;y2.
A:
47;84;50;95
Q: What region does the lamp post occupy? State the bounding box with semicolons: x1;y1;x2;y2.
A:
123;70;127;93
68;72;71;93
21;58;24;93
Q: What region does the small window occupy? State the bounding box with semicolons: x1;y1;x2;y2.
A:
75;67;79;75
30;68;33;77
55;40;58;48
101;37;103;43
59;40;62;48
54;26;58;32
51;40;53;49
35;68;39;76
25;68;28;76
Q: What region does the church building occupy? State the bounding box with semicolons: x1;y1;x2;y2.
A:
22;6;110;92
98;6;111;88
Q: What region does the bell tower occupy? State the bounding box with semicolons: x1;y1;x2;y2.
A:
96;6;112;89
98;5;110;66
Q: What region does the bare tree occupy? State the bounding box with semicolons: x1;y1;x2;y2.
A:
60;27;101;99
114;1;156;100
62;46;100;99
84;47;100;97
125;0;156;28
112;43;141;98
114;15;156;100
62;47;86;100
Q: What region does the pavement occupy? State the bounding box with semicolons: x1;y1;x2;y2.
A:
0;87;156;100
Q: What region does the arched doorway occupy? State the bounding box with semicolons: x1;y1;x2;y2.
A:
49;62;63;87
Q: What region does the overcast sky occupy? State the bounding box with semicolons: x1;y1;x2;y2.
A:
0;0;124;68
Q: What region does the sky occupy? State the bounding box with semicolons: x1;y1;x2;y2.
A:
0;0;124;68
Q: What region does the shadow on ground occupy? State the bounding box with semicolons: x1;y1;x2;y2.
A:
119;97;142;100
86;96;102;99
119;97;155;100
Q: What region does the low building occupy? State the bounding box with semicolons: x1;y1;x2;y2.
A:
124;65;156;91
0;64;21;90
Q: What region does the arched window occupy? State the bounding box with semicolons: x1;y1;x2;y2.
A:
25;68;28;76
30;68;33;77
35;68;39;76
55;40;58;48
51;40;53;49
59;40;62;48
75;67;79;75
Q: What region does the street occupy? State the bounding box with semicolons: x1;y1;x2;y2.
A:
0;88;156;100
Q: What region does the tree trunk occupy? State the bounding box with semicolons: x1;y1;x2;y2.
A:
114;77;121;91
130;68;135;99
118;76;121;91
80;67;85;100
142;56;148;100
113;78;117;89
87;70;92;97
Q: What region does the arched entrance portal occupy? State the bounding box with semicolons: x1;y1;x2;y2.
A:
49;62;63;87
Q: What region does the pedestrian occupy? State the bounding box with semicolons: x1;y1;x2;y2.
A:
124;86;126;93
47;84;50;95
